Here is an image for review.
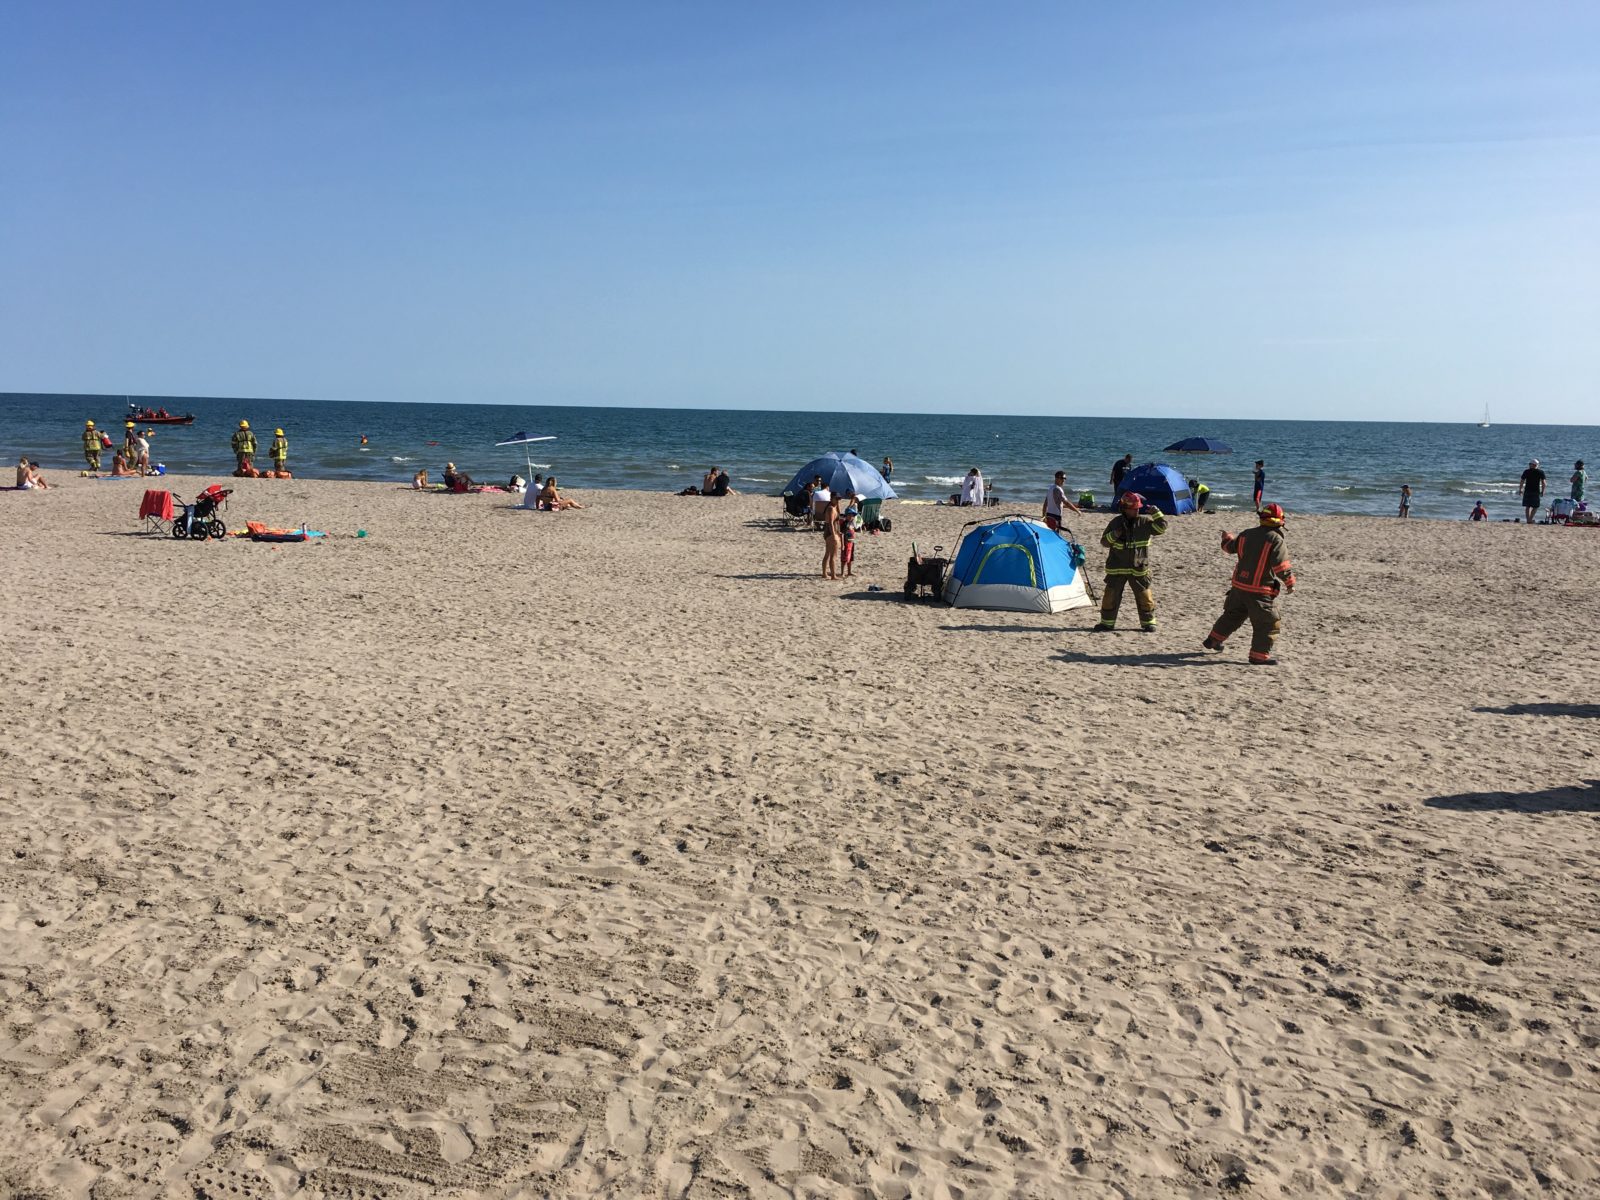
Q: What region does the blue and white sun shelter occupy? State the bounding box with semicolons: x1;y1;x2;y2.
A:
1118;463;1196;515
784;452;897;501
942;516;1093;613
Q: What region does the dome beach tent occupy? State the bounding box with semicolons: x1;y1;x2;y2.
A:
784;452;897;501
1163;436;1234;454
942;516;1093;613
1119;463;1196;515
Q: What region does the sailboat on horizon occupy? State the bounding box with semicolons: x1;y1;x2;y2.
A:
1478;403;1490;429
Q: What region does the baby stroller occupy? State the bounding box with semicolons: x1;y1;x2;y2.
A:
172;484;231;540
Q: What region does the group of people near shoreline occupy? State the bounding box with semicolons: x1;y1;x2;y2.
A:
1408;459;1588;522
78;419;158;477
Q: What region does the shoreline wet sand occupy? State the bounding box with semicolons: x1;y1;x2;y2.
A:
2;477;1598;1197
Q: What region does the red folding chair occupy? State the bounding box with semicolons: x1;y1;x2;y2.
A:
139;489;175;535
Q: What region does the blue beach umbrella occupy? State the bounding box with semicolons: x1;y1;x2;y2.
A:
785;451;897;500
1163;436;1234;454
495;431;557;477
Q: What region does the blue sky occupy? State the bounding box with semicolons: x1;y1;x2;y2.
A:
3;2;1597;421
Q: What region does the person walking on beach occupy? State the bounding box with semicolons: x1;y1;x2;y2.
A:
1111;453;1133;497
1572;460;1587;502
1203;502;1296;666
1253;460;1266;510
1043;470;1080;532
270;428;289;476
231;420;257;473
1470;501;1488;521
1398;485;1412;518
122;421;140;469
1094;492;1167;632
81;420;102;473
1519;459;1546;524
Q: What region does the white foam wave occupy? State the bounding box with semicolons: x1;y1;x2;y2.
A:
923;475;964;486
390;455;412;463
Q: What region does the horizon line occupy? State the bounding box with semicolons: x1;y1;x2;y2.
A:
2;391;1593;431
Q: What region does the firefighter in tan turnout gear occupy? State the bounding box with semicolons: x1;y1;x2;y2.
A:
1094;491;1168;631
1203;502;1297;665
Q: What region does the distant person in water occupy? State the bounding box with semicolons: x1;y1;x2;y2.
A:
881;456;893;482
1470;501;1488;521
1253;460;1266;510
1397;485;1412;518
360;434;368;446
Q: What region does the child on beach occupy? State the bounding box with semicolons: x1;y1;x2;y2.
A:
1398;485;1412;517
838;505;858;577
1470;500;1488;521
412;468;429;489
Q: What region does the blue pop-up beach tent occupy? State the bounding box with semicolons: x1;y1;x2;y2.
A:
1119;463;1196;515
942;516;1093;613
784;452;897;500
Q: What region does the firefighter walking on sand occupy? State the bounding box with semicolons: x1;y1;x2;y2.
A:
1094;491;1168;631
82;420;102;472
1203;502;1297;665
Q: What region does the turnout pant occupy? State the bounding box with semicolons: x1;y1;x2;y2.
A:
1098;574;1156;629
84;449;100;471
1209;588;1279;660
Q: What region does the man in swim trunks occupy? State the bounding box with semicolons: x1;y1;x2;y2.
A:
1042;470;1079;532
1519;459;1545;524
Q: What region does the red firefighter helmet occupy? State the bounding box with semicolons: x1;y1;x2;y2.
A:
1258;502;1285;526
1119;491;1144;512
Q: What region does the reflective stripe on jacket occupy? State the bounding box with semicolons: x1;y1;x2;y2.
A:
1222;525;1295;596
1101;511;1168;576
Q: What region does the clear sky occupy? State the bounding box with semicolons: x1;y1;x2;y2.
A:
4;2;1597;421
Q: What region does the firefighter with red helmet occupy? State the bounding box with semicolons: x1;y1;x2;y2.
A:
1094;491;1168;632
1203;503;1296;664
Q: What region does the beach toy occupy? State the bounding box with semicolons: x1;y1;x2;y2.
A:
356;529;367;538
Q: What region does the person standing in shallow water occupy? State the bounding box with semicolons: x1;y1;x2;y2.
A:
1253;460;1266;510
1572;460;1587;502
1398;485;1412;518
881;456;893;483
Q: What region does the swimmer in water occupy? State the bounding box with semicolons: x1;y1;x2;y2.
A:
360;434;368;446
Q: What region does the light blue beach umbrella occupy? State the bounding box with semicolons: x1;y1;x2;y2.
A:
495;431;557;477
785;452;897;500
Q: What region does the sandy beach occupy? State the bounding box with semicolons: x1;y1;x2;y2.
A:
2;476;1598;1199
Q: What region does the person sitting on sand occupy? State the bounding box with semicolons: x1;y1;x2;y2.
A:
538;476;584;510
27;459;50;489
809;477;831;529
412;468;429;489
110;449;134;476
702;466;719;493
16;457;32;488
442;462;475;492
706;469;735;497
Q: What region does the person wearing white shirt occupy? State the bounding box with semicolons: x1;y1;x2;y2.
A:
810;480;832;528
960;467;985;507
1043;470;1080;532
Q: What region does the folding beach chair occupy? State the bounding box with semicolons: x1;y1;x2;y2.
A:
138;489;175;535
